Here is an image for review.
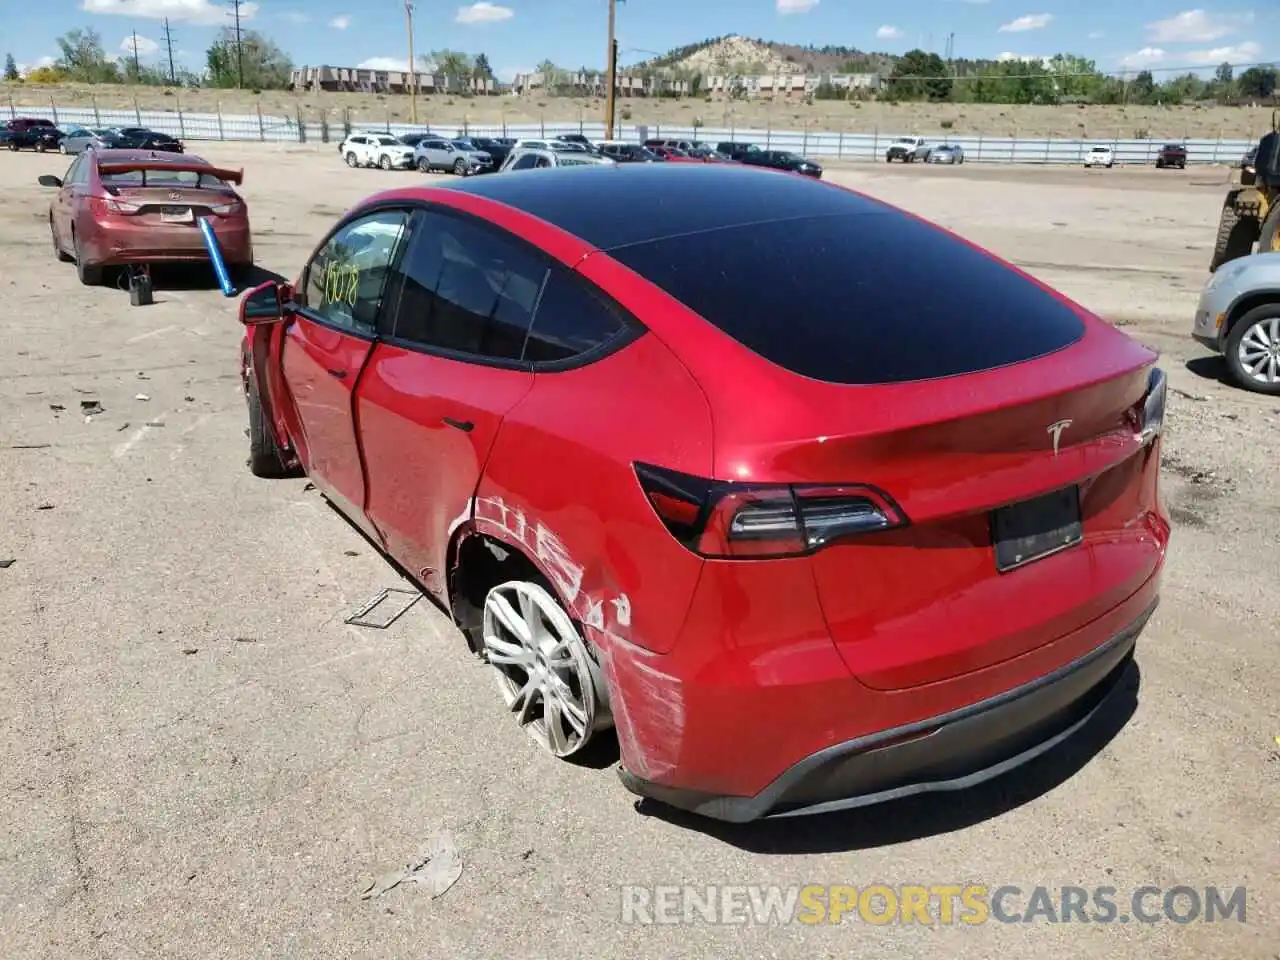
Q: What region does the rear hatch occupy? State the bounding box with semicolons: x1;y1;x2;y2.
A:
96;159;244;226
609;199;1165;690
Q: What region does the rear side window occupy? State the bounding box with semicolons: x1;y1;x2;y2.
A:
524;270;628;363
608;213;1086;384
387;210;547;361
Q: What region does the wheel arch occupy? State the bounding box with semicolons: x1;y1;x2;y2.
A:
1225;289;1280;338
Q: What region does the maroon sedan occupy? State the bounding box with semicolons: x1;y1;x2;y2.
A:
39;149;253;286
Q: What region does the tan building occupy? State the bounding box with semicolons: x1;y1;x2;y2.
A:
290;66;498;96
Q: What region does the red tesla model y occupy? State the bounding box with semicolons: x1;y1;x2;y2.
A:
239;163;1169;822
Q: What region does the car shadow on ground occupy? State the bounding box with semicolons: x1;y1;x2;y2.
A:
106;262;288;296
632;659;1142;854
1183;355;1234;387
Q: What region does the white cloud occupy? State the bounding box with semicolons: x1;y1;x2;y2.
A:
1146;9;1252;43
1088;30;1105;39
998;13;1053;32
120;34;159;54
357;57;412;71
329;15;350;29
1119;46;1166;67
776;0;819;13
1182;39;1261;63
455;2;513;23
82;0;258;25
875;25;904;40
280;10;309;23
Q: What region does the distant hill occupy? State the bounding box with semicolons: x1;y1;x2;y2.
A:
638;35;894;76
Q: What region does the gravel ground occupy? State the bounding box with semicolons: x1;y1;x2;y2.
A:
0;144;1276;960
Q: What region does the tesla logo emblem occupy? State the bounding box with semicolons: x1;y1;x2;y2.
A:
1046;419;1073;456
168;191;182;201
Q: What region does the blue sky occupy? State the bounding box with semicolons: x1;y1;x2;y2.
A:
7;0;1272;80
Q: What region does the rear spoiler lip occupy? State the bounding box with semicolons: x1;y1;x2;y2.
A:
95;161;244;185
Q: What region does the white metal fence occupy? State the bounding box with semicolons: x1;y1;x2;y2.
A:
7;101;1256;166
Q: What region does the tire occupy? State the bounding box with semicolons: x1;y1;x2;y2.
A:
480;578;612;758
1256;202;1280;256
6;141;17;152
72;231;102;286
35;141;46;153
1209;192;1261;272
345;151;358;168
51;216;73;263
453;158;467;176
245;367;293;477
417;157;430;173
1224;304;1280;395
379;154;392;170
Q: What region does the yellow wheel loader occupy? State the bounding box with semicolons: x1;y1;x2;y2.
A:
1210;113;1280;272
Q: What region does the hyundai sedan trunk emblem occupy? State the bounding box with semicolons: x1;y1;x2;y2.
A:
1046;419;1073;456
168;191;183;202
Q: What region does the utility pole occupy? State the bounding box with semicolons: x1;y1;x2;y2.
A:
227;0;245;89
405;0;418;124
604;0;618;139
161;17;176;84
131;30;141;78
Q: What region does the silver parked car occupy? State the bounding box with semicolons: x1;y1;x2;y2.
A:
498;147;615;172
927;144;965;164
1191;251;1280;394
59;126;113;154
414;137;493;176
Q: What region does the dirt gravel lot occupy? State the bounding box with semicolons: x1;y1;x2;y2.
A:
1;144;1277;960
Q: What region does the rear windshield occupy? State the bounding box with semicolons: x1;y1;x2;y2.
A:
101;168;227;187
608;213;1086;384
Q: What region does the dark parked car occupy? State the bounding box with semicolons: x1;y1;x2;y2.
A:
468;136;516;168
717;141;760;161
554;133;596;152
100;127;185;153
599;142;664;163
1;117;63;152
738;149;823;178
1155;143;1187;169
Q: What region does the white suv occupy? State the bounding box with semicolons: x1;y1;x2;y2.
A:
340;132;415;170
1084;145;1115;169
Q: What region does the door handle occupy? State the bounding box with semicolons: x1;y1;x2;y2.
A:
443;417;474;432
326;368;348;379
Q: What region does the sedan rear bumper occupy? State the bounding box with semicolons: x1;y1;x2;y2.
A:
82;216;253;267
618;598;1154;823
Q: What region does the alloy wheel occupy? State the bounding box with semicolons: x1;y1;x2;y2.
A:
481;580;609;758
1237;316;1280;385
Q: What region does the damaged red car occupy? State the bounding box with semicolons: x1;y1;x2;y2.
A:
40;149;252;286
239;164;1169;822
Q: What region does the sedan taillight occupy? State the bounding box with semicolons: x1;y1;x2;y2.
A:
88;196;140;215
208;199;245;216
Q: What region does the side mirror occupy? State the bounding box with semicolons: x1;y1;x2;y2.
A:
38;175;62;188
239;280;290;326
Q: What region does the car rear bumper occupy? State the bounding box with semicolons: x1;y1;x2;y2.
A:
83;217;253;266
619;596;1154;822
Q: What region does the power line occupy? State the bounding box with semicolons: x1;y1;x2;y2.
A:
227;0;245;89
161;17;176;84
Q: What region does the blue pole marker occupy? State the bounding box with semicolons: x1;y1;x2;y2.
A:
198;216;236;297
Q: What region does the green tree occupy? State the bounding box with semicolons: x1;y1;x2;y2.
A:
55;28;121;83
887;49;951;101
1127;70;1156;104
428;49;472;92
3;53;18;81
205;28;292;89
472;52;494;81
1237;66;1278;100
1046;54;1105;101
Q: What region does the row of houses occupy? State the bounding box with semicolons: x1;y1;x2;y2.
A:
291;65;884;99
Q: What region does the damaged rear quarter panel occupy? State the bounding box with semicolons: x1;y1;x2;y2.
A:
473;333;713;781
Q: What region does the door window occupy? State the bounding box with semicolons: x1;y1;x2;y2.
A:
386;210;547;361
65;155;85;184
300;209;410;336
511;153;539;170
523;269;629;364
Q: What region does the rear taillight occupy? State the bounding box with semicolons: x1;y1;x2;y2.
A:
1131;366;1166;445
88;196;141;215
209;200;244;215
635;463;907;559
